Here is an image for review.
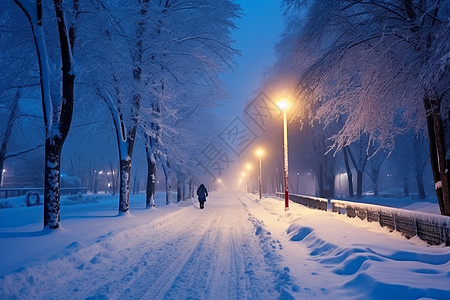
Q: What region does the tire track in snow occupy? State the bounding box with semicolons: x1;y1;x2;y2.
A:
154;196;280;300
88;207;221;299
137;206;228;299
34;207;207;299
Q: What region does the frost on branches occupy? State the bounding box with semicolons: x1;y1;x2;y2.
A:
277;0;450;215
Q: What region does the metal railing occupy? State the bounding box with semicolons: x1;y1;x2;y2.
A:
331;199;450;246
275;192;328;211
274;192;449;246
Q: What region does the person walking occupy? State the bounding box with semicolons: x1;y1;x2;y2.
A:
196;184;208;209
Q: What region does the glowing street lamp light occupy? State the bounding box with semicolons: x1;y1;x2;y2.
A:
256;147;264;199
277;98;290;211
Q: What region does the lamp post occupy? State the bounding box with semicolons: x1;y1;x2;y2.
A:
277;99;290;210
256;148;263;199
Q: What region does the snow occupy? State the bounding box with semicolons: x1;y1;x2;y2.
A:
1;192;449;299
330;199;450;227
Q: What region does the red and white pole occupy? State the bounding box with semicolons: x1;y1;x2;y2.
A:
282;110;289;210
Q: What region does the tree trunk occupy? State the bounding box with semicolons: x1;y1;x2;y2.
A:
46;0;76;228
325;155;335;198
115;0;148;213
109;162;116;195
317;156;335;198
416;172;426;199
145;133;157;208
132;174;137;194
177;174;182;203
13;0;77;229
343;147;354;198
43;138;62;228
369;171;379;198
182;177;187;200
347;142;368;199
145;151;156;207
89;159;94;193
93;171;98;194
317;164;324;197
159;155;171;205
189;179;194;198
403;177;409;197
413;134;427;199
356;170;363;199
119;158;131;213
324;174;335;198
424;96;450;216
373;178;379;197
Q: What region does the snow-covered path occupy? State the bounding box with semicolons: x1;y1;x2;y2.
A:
1;194;284;299
1;192;449;300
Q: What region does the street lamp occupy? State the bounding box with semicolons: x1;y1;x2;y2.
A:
256;147;264;199
277;98;290;211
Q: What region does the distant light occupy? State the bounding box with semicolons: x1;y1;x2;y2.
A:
241;172;246;177
246;163;252;170
277;98;290;111
98;171;103;175
256;148;264;157
217;178;222;183
107;182;111;187
2;169;5;173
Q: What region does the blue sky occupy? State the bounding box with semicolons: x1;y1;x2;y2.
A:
218;0;284;118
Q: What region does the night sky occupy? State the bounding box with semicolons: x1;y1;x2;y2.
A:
219;0;284;119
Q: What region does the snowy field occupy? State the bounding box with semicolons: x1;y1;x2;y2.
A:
0;192;449;299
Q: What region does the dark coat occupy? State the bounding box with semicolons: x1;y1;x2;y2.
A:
197;184;208;202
